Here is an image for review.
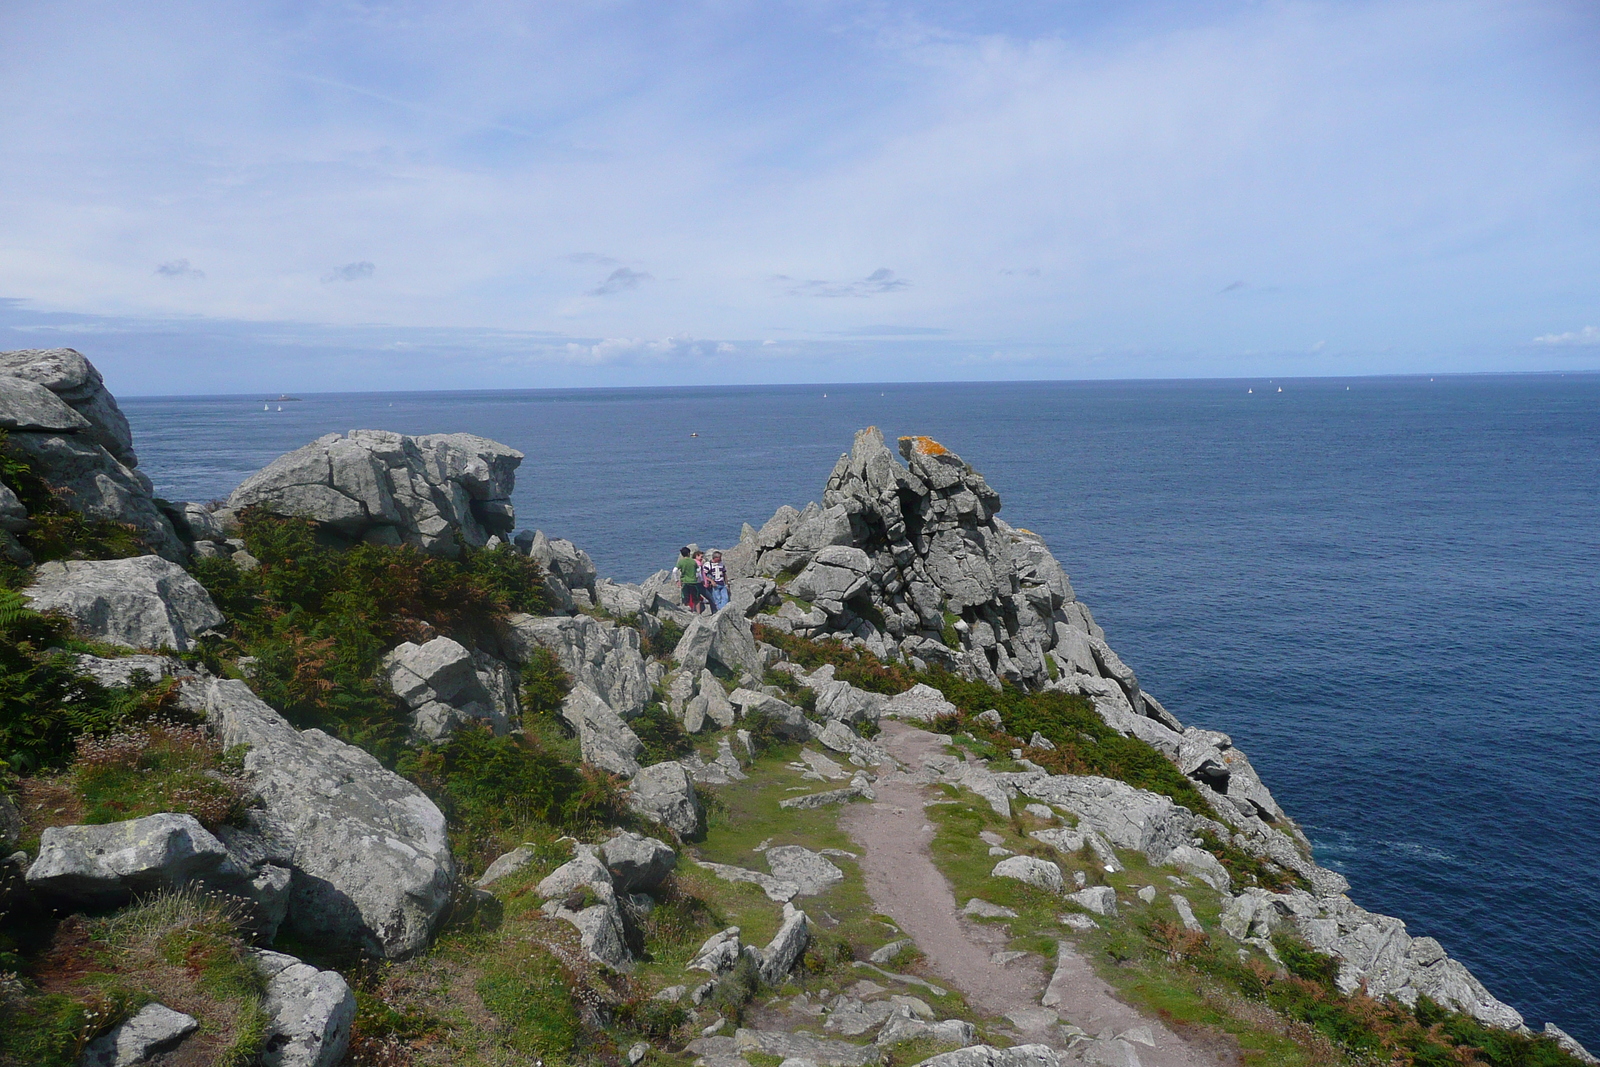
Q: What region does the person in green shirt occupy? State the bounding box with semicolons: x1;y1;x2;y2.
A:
675;546;703;612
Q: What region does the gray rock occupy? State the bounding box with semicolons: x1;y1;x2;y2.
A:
26;813;245;908
1136;885;1157;904
876;1016;975;1047
779;782;871;810
501;613;651;717
672;614;716;673
193;679;454;958
1543;1024;1599;1065
71;653;184;688
521;530;598;599
1014;774;1191;865
991;855;1063;893
601;831;677;894
0;481;26;534
167;501;225;543
0;374;90;433
868;939;913;964
880;684;958;723
785;546;872;605
476;845;537;889
728;688;809;738
1164;844;1231;893
226;430;520;556
1067;886;1119;917
732;1027;877;1067
562;684;644;777
707;608;763;676
912;1044;1060;1067
755;902;812;985
594;577;645;617
701;671;737;729
0;348;136;465
1170;894;1202;932
824;996;901;1036
382;636;504;740
728;576;776;616
80;1003;198;1067
25;556;224;651
537;846;612;899
254;949;357;1067
962;898;1017;918
694;859;800;903
549;899;632;968
764;845;844;896
626;761;704;837
688;926;745;974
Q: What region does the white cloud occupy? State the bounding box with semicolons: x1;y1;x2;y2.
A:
1532;326;1600;346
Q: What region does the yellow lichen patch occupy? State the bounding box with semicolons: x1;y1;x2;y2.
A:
899;435;949;456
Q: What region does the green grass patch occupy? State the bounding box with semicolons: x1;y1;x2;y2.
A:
70;720;250;829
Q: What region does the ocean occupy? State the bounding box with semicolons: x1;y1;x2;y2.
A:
121;374;1600;1043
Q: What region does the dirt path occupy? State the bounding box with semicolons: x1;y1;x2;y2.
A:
838;720;1235;1067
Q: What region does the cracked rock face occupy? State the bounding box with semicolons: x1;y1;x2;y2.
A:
24;555;225;651
190;679;454;959
225;429;521;556
0;348;184;560
381;636;511;741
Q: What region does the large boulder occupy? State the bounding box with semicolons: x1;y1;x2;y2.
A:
189;679;454;958
225;430;521;557
25;813;246;908
0;349;184;560
23;555;225;651
561;684;643;777
500;613;650;717
674;607;762;677
600;831;677;895
381;636;505;740
626;761;704;838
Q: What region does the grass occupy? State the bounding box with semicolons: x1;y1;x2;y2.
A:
70;719;251;829
0;889;270;1067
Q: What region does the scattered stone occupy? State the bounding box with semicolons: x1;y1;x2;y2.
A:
1059;913;1098;931
962;898;1017;918
254;949;357;1067
1136;885;1157;904
733;1026;880;1067
978;830;1005;846
880;683;959;722
628;1041;651;1065
868;938;912;964
80;1003;198;1067
628;761;704;837
1165;843;1231;893
912;1044;1060;1067
24;556;224;651
381;636;504;741
602;831;677;894
824;997;900;1037
992;855;1064;894
562;684;644;777
991;950;1032;967
1171;894;1202;932
695;859;800;903
688;927;745;974
779;781;871;810
1067;887;1119;917
764;845;844;896
476;846;537;889
1023;803;1054;820
876;1016;976;1047
654;985;688;1002
758;902;811;985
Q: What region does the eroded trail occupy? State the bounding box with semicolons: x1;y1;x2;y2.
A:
839;720;1235;1067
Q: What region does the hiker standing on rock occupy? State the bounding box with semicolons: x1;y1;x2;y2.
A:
705;550;730;612
676;547;704;612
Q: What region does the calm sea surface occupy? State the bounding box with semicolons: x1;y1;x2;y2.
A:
121;375;1600;1042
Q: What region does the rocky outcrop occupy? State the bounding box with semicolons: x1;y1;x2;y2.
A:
23;555;224;651
537;844;633;967
189;679;454;958
601;831;677;895
224;430;520;556
516;529;598;609
499;612;650;717
0;348;184;560
561;684;644;777
381;636;512;740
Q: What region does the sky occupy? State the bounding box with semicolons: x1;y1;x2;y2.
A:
1;0;1597;393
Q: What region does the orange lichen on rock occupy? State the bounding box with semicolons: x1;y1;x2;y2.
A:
899;435;949;456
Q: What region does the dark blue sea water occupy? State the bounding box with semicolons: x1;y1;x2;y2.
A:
120;375;1600;1043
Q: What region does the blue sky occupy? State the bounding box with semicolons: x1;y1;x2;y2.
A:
1;0;1597;393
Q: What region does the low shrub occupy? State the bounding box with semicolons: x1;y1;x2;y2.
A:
398;724;627;869
0;590;185;774
630;703;692;764
191;510;555;763
71;720;250;829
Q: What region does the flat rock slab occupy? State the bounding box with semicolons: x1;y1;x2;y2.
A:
734;1028;882;1066
765;845;844;896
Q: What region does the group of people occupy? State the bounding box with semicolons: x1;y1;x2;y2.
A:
675;546;729;613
